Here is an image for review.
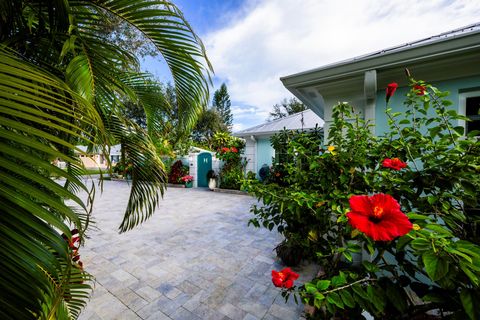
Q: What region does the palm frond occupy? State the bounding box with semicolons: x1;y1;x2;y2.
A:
72;0;212;129
102;113;167;232
0;46;96;319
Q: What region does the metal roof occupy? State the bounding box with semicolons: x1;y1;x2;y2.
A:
282;22;480;81
234;109;324;137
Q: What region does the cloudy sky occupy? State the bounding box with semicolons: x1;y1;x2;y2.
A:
141;0;480;132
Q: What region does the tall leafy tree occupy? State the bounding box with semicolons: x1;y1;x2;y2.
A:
212;83;233;130
269;97;307;121
191;108;228;149
0;1;211;319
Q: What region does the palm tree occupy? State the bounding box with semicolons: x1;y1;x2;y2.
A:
0;1;212;318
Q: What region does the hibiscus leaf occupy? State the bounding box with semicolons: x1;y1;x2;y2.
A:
407;213;429;220
385;280;408;313
422;252;449;281
331;272;347;287
316;280;330;291
460;289;475;320
339;289;355;308
362;261;380;273
396;235;412;251
326;292;344;309
351;283;369;300
342;251;353;262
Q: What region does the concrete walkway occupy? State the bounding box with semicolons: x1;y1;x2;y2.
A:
78;181;317;320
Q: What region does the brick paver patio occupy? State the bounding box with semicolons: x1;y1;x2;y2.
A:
78;181;317;320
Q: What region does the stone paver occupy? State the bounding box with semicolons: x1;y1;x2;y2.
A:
78;181;317;319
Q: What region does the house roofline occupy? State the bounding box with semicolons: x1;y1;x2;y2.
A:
281;23;480;88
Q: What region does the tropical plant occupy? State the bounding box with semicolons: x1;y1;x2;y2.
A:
246;79;480;319
168;160;189;184
269;97;307;121
212;83;233;130
0;1;211;318
191;108;228;149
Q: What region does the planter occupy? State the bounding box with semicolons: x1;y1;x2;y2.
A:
185;181;193;188
208;178;217;190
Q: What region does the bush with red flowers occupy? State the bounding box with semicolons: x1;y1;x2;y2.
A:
246;77;480;319
168;160;189;184
212;132;247;190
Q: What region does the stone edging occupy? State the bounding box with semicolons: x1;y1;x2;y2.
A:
166;183;186;188
212;188;250;196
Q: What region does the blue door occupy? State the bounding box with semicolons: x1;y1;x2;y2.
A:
197;153;212;187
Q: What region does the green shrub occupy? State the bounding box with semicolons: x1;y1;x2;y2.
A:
246;78;480;319
219;164;244;190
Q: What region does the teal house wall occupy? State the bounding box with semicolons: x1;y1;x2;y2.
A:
256;137;274;172
375;75;480;136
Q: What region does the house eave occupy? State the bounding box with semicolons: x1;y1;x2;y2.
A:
280;28;480;117
281;29;480;88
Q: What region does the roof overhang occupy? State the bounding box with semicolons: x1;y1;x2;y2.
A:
281;28;480;117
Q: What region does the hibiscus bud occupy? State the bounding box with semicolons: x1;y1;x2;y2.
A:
386;83;398;103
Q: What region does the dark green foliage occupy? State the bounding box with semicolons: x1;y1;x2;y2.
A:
212;83;233;131
246;80;480;319
269;97;307;121
191;108;228;149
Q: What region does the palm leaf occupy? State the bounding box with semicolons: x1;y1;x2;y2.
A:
0;46;96;319
72;0;213;129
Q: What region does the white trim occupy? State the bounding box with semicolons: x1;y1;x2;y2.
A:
459;90;480;132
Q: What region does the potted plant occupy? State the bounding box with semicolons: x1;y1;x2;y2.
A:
206;170;217;190
180;175;194;188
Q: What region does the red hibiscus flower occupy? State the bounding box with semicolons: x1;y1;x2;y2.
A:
382;158;407;170
230;147;238;153
221;147;230;153
272;267;299;289
386;82;398;102
346;193;412;241
413;84;426;95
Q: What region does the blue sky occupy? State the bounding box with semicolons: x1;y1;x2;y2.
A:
141;0;480;132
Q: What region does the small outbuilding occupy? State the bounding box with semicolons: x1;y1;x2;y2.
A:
233;109;324;176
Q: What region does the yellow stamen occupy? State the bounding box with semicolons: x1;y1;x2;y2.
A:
373;206;384;219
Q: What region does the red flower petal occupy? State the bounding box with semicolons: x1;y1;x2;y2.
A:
347;193;412;241
386;82;398;102
382;158;407;170
272;268;298;288
283;279;294;289
349;195;372;217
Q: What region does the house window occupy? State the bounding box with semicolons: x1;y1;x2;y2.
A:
459;91;480;135
274;145;288;164
465;96;480;134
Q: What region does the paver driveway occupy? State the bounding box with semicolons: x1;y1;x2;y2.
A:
78;181;317;320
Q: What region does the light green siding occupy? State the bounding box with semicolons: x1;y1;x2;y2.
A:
256;137;274;173
375;75;480;136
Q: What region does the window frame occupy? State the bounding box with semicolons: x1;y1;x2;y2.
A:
459;91;480;135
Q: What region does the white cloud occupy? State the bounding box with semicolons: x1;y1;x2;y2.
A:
205;0;480;128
